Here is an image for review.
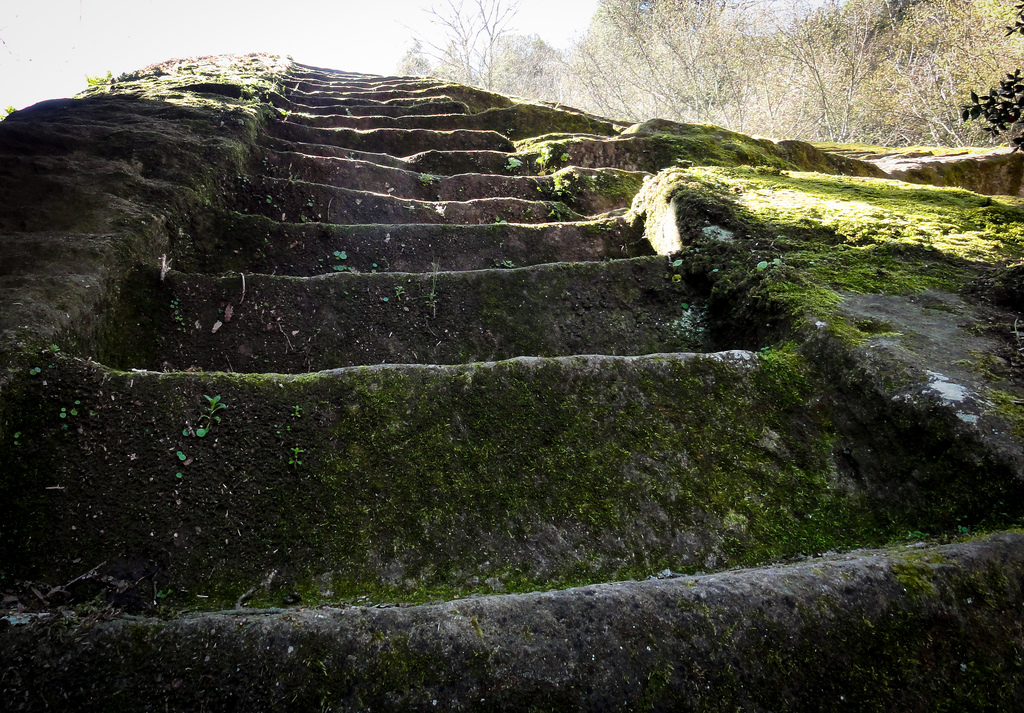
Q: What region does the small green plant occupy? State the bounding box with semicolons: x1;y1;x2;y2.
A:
29;367;41;375
331;250;351;272
548;203;573;220
505;156;523;171
494;259;516;269
291;405;303;419
12;431;21;446
170;299;185;332
196;395;225;437
85;71;113;87
418;173;439;186
3;106;15;118
394;285;406;301
288;446;304;469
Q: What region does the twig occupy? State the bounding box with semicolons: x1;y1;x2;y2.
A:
278;322;293;352
240;273;246;304
235;586;257;609
62;561;108;589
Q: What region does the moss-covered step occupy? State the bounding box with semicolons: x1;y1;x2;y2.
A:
4;532;1023;712
284;78;444;93
282;83;515;114
2;346;985;610
259;136;529;175
235;176;582;225
256;150;646;212
141;257;703;372
514;122;883;176
277;94;469;109
185;211;648;276
286;100;471;117
289;104;618;141
267;122;515;155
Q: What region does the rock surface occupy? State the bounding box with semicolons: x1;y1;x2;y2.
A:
2;54;1024;710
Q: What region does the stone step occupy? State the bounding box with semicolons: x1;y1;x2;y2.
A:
267;122;515;155
516;126;885;176
284;101;470;117
189;211;649;276
284;78;445;94
276;94;469;109
287;104;618;140
259;136;525;175
147;257;703;372
236;176;582;225
285;84;514;113
4;533;1022;711
4;348;910;609
256;150;645;212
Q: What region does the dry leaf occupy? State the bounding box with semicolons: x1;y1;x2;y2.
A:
224;304;234;322
211;320;223;334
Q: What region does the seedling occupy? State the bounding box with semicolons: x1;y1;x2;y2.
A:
291;405;303;419
331;250;351;272
288;446;304;469
394;285;405;301
180;394;227;439
194;395;226;437
505;156;523;171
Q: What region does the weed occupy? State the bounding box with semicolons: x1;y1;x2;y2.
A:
418;173;439;186
198;395;225;437
170;299;186;332
494;259;516;269
505;156;523;171
548;203;573;220
183;395;226;438
331;250;351;272
426;262;441;316
292;405;303;419
85;71;113;87
289;446;304;470
395;285;406;301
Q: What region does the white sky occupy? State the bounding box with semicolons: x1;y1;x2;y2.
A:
0;0;600;110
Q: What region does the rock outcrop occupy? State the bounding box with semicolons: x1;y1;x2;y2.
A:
2;54;1024;711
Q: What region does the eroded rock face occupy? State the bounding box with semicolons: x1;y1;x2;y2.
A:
2;54;1024;711
820;144;1024;196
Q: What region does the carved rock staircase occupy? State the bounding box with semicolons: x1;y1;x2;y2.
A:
2;57;1024;711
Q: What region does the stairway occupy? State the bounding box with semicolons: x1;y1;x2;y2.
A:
2;55;1024;711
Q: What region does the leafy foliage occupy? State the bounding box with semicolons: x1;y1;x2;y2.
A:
962;3;1024;150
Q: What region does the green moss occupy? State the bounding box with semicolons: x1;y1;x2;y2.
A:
630;164;1024;348
2;347;921;610
892;561;939;597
